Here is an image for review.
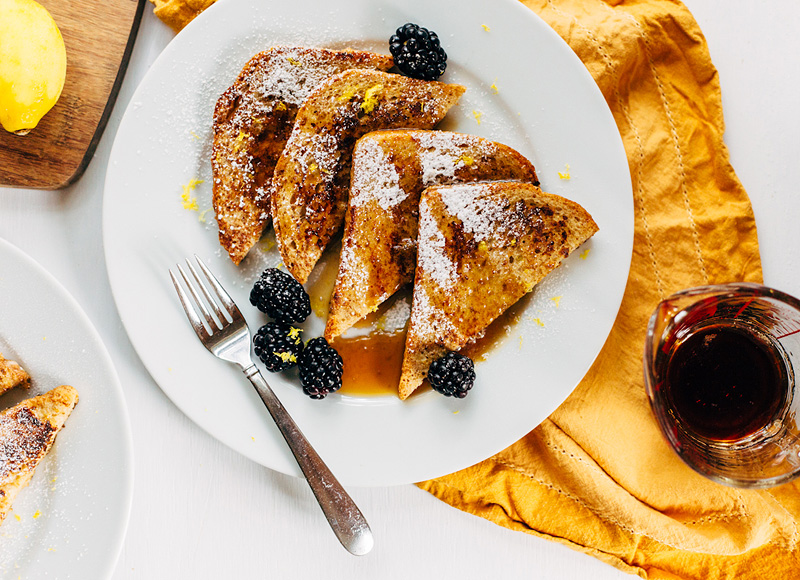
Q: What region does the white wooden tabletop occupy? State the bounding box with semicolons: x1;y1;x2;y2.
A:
1;1;797;577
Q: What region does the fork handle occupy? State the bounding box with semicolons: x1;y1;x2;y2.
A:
242;364;374;556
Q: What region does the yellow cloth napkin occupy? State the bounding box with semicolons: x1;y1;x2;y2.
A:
151;0;800;577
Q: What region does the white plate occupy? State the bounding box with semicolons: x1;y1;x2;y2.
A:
103;0;632;486
0;239;133;578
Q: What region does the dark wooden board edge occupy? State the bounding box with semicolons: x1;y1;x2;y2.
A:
55;0;147;189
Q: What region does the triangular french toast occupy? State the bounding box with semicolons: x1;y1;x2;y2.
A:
212;47;394;265
270;70;466;283
0;355;29;396
325;130;540;341
0;385;78;524
398;182;599;399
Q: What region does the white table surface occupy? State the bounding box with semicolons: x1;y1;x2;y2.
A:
1;1;798;577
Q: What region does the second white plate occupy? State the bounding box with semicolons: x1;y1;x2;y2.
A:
103;0;632;486
0;238;133;579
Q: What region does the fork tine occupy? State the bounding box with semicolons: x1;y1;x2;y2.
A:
185;259;230;325
170;269;212;343
194;255;244;322
177;263;222;332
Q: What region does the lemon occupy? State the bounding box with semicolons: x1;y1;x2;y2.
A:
0;0;67;134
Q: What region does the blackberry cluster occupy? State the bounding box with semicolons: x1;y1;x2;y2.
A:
389;23;447;81
298;338;344;399
427;352;475;398
253;322;304;372
249;268;311;324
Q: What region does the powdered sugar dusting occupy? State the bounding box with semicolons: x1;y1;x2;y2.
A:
416;196;456;290
413;131;495;185
228;47;383;127
378;295;411;332
296;130;339;175
336;234;369;297
440;185;530;242
350;138;407;210
0;407;54;480
409;283;458;342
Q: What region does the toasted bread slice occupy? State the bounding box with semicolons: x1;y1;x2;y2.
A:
325;130;539;341
0;385;78;524
398;182;598;399
0;355;30;396
212;47;394;265
271;70;466;283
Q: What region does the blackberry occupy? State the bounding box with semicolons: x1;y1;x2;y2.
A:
389;23;447;81
297;337;343;399
249;268;311;324
253;322;304;372
427;352;475;398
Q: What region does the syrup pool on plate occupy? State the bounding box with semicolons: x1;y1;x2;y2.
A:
306;248;533;397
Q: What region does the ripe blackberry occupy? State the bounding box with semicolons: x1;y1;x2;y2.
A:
297;337;343;399
249;268;311;324
253;322;304;372
389;23;447;81
427;352;475;398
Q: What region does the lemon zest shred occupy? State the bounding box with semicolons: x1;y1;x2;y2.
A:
33;511;41;519
275;101;287;111
181;178;203;211
361;85;383;114
481;24;491;32
286;56;302;66
459;154;475;166
490;82;499;94
551;296;562;307
472;110;483;124
198;208;212;223
274;351;297;363
533;317;545;328
287;327;303;342
558;163;571;180
580;248;591;260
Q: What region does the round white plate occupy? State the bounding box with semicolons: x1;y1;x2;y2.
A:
103;0;632;486
0;239;133;578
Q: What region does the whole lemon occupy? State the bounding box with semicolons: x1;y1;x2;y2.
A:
0;0;67;134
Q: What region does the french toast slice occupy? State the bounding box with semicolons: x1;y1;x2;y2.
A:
398;182;599;399
271;70;466;283
325;130;539;341
212;47;394;265
0;355;30;396
0;385;78;524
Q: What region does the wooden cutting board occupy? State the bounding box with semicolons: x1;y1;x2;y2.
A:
0;0;145;189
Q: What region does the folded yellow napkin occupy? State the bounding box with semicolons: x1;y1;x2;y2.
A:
152;0;800;577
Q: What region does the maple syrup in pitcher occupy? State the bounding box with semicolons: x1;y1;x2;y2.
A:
664;323;789;442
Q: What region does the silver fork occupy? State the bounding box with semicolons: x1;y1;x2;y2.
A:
169;256;373;556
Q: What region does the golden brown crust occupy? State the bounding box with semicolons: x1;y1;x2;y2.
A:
211;47;394;265
0;355;30;396
398;182;598;399
271;70;466;283
0;385;78;524
325;130;539;341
